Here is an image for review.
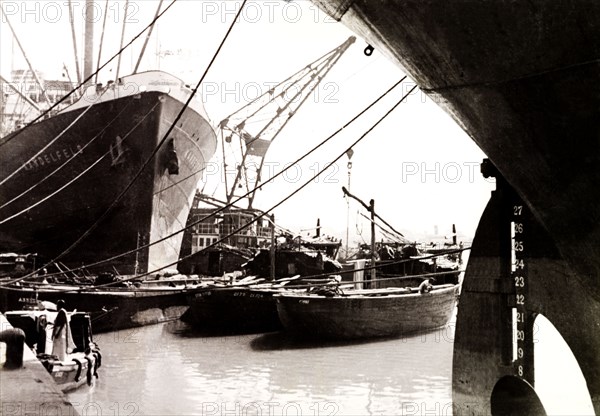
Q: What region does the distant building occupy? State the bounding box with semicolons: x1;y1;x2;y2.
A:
183;207;272;255
1;69;77;136
178;203;273;275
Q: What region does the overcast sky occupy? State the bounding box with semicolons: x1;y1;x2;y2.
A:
1;0;494;245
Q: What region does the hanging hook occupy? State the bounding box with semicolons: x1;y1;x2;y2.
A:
364;44;375;56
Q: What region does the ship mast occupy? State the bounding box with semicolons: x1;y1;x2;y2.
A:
67;0;82;85
219;36;356;209
83;0;95;84
0;8;51;108
134;0;164;73
115;0;130;81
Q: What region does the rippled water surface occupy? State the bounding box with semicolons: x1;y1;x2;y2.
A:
67;319;456;415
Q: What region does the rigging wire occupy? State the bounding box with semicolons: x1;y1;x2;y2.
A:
0;73;41;115
0;100;135;210
0;101;160;225
1;78;411;287
355;207;409;243
0;0;179;149
1;75;408;286
156;72;406;199
89;83;421;286
358;211;409;244
0;9;51;107
0;100;98;187
4;0;249;282
134;0;165;73
40;77;409;277
356;218;367;245
67;0;82;86
339;55;382;85
115;0;130;81
85;83;422;288
95;0;110;84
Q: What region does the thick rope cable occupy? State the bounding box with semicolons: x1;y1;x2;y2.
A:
0;101;160;225
0;85;436;290
2;0;248;283
8;246;469;293
1;76;405;286
34;77;408;278
1;80;412;288
87;83;421;287
0;102;97;187
0;100;135;210
0;0;178;149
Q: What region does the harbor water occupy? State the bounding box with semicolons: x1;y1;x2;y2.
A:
66;319;456;416
65;311;596;416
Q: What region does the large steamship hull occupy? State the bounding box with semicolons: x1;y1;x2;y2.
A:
312;1;600;413
312;0;600;293
0;72;217;274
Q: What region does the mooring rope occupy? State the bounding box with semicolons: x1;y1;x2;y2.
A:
0;99;135;211
0;0;179;149
0;101;160;225
2;0;249;283
11;76;408;282
90;84;421;288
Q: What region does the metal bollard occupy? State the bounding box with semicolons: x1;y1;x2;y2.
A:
0;328;26;369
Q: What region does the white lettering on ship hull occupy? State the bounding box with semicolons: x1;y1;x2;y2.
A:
23;144;83;171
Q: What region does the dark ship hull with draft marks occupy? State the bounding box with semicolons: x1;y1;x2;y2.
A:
311;1;600;414
0;71;217;274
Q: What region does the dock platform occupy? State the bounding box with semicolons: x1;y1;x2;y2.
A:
1;313;79;416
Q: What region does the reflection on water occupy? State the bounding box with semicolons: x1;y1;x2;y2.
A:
68;319;456;415
66;313;594;415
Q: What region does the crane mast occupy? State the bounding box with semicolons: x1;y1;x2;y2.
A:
220;36;356;208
